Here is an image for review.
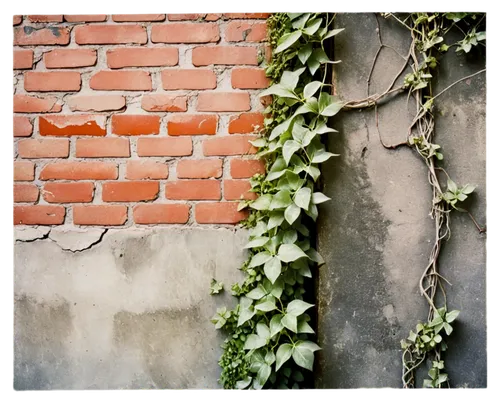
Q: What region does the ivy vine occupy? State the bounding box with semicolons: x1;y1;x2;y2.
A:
210;12;343;389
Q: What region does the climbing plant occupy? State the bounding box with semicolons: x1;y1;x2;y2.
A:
210;12;344;389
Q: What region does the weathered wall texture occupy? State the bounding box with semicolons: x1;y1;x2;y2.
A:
316;13;486;388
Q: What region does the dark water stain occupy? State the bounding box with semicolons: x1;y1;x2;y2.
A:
113;235;153;279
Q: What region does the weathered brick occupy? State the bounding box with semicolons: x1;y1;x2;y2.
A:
76;138;130;158
67;95;126;112
112;14;165;22
14;184;39;203
90;71;152;91
152;23;219;43
232;68;269;89
107;48;178;68
192;46;258;66
64;15;107;22
205;14;222;21
195;202;248;224
137;137;192;157
73;205;127;226
102;181;159;202
203;135;258;156
14;49;33;69
230;159;265;178
75;25;147;44
24;71;81;92
14;94;62;113
225;21;267;42
39;115;106;137
13;15;22;26
224;179;257;200
167;114;218;136
161;69;216;90
111;115;160;136
197;92;251;112
43;182;94;203
177;159;222;179
18;139;70;158
14;205;65;225
14;116;33;137
14;161;34;181
166;180;221;200
126;161;169;180
27;15;63;22
229;112;265;133
141;94;187;112
14;27;70;46
44;49;97;68
133;204;189;224
223;13;270;19
167;14;206;21
40;162;118;180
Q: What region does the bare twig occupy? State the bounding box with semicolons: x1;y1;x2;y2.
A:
432;69;486;100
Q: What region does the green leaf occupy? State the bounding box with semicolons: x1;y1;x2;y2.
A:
277;243;309;262
283;140;302;165
244;236;270;249
246;285;267;300
284;203;301;225
303;18;322;36
260;83;298;99
250;194;273;210
280;70;301;91
267;211;285;230
264;257;282;284
270;190;292;210
265;350;276;365
254;298;277;312
312;192;331;204
287;299;314;317
238;308;255;326
297;340;321;352
446;310;460;323
298;43;313;64
256;322;271;340
321;101;343;117
294;187;312;210
461;184;475;195
269;118;293;141
249;251;273;268
275;30;303;53
292;343;314;371
283;230;298;244
209;278;224;295
281;313;297;333
276;344;293;371
447;178;458;193
256;364;272;387
443;322;453;335
287;13;303;21
306;248;325;265
235;376;252;389
298;320;315;334
291;13;311;30
312;150;337;163
323;28;344;40
270;314;283;338
407;330;417;342
303;81;322;99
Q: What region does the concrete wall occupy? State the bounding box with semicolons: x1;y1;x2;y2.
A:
316;13;486;388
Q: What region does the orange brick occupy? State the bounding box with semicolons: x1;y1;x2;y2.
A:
232;68;270;89
18;139;70;158
203;135;258;156
75;25;147;44
14;27;70;46
197;92;250;112
24;71;81;92
167;14;206;21
76;138;130;158
107;48;178;68
14;116;33;137
230;159;265;178
67;95;126;112
112;14;165;22
151;23;219;43
161;69;216;90
133;204;189;224
229;112;265;133
192;46;258;66
14;205;65;225
90;71;152;91
195;202;248;224
14;161;34;181
27;15;63;22
225;21;267;42
137;137;192;157
40;162;118;180
14;94;62;113
111;115;160;136
64;15;107;22
14;50;33;69
44;49;97;68
126;161;169;180
73;205;127;226
224;180;257;200
167;114;218;136
43;182;94;203
13;15;22;25
141;94;187;112
177;159;222;179
223;13;270;19
14;184;39;203
39;115;106;137
102;181;159;202
166;180;221;200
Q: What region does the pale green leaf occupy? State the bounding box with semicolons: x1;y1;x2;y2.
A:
446;310;460;323
249;251;273;268
270;314;283;338
275;30;303;53
244;236;270;249
303;18;322;36
264;257;282;284
276;343;294;371
270;190;292;210
298;43;313;64
292;345;314;371
294;187;312;210
281;313;297;333
283;140;302;165
312;192;331;204
246;285;267;300
298;320;315;334
250;194;273;210
287;299;314;317
277;243;309;262
254;298;277;312
267;211;285;230
284;203;301;225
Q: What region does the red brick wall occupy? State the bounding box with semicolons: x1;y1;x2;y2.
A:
13;13;269;227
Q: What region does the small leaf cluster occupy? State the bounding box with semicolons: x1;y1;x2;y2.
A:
212;12;342;389
440;179;475;211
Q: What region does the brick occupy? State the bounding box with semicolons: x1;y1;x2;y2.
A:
232;68;269;89
40;162;117;180
43;182;94;203
13;15;22;25
44;49;97;69
161;69;216;90
75;25;147;45
39;115;106;137
152;23;219;43
137;137;192;157
133;204;189;224
192;46;258;66
223;13;270;19
195;202;248;224
107;48;178;68
177;159;222;179
14;50;33;69
14;94;62;113
224;179;256;200
126;161;168;180
112;14;165;22
76;138;130;158
141;94;187;112
18;139;70;158
102;181;159;202
14;205;65;225
64;15;107;22
206;14;222;21
14;27;70;46
197;92;250;112
225;21;267;42
24;71;81;92
14;161;34;181
111;115;160;136
167;114;218;136
229;112;265;133
166;180;221;200
14;184;39;203
67;95;126;112
14;116;33;137
203;135;258;156
230;159;265;178
73;205;127;226
27;15;63;22
90;71;151;91
167;14;206;21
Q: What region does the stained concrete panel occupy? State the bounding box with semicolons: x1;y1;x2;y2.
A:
316;13;486;388
14;227;247;389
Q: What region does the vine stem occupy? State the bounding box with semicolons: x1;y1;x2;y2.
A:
432;69;486;100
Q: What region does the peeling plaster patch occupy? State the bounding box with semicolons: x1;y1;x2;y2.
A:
15;226;51;242
49;228;107;252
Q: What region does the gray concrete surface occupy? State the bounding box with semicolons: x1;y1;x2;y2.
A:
316;13;486;388
14;227;247;389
